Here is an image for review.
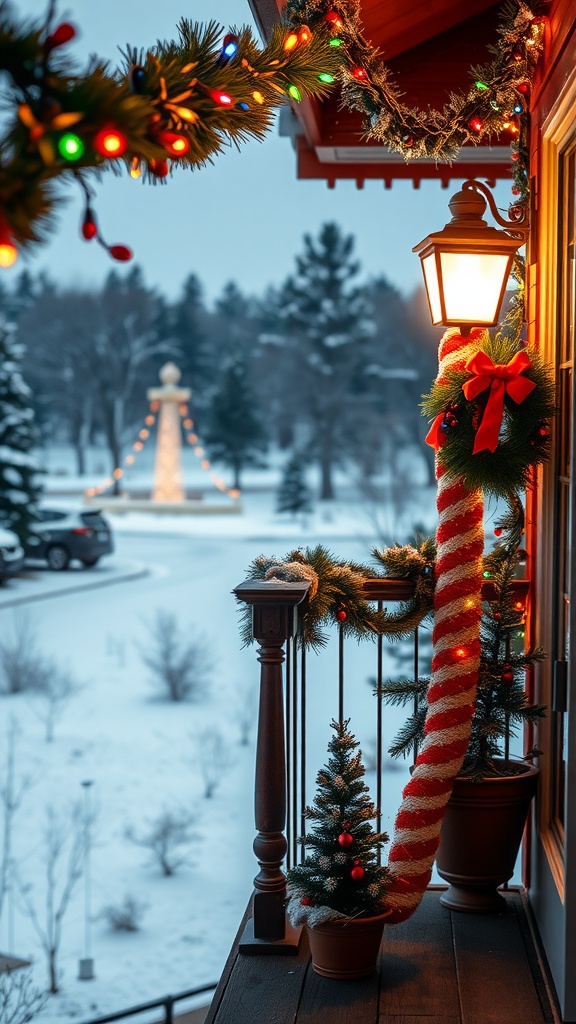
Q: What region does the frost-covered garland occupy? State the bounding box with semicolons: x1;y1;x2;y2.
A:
238;538;436;651
0;319;42;541
286;719;391;925
0;0;544;260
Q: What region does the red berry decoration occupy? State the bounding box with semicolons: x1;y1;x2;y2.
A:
109;245;133;262
46;22;76;48
351;865;365;881
502;667;514;683
338;831;353;847
494;527;503;537
336;607;347;622
518;82;529;94
300;896;312;906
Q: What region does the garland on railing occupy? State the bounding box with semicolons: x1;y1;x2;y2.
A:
238;539;436;651
0;0;545;263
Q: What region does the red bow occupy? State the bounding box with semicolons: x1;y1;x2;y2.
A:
462;350;536;454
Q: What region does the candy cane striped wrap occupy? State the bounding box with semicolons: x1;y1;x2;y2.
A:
384;328;486;924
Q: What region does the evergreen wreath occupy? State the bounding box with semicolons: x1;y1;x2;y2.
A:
421;332;556;498
0;0;545;259
238;539;436;651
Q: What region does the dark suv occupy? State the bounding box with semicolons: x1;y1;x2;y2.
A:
25;507;114;570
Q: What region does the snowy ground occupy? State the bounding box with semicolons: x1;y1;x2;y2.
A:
0;447;508;1024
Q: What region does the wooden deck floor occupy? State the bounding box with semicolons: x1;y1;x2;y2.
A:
204;891;559;1024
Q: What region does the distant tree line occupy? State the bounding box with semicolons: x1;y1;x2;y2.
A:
1;222;440;499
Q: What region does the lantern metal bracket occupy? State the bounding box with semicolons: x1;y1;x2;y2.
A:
461;179;529;242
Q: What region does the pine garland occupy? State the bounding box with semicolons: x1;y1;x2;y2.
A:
238;540;436;651
0;0;545;257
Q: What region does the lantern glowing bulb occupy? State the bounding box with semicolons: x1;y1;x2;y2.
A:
413;180;526;329
58;132;84;161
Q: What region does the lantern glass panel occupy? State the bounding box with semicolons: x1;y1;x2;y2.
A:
439;251;512;325
422;253;443;325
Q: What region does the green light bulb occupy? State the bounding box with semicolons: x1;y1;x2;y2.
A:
288;84;302;102
318;73;335;83
329;38;342;47
475;80;489;91
483;571;492;578
58;133;85;161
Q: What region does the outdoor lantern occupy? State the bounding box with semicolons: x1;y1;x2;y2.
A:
413;179;528;329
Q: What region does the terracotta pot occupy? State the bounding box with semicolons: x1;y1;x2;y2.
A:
436;760;539;912
305;912;388;979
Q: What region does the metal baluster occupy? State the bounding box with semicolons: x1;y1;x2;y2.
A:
376;601;383;861
338;622;345;721
300;644;307;862
292;633;299;869
285;636;292;871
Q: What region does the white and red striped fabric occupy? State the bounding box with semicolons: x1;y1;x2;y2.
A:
385;328;486;924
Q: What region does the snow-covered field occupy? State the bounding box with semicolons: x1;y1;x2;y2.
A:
1;455;438;1024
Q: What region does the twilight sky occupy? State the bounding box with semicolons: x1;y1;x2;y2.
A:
7;0;513;305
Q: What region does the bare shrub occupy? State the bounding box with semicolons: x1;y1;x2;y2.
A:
233;680;258;746
17;804;87;994
126;808;197;876
0;719;33;926
0;613;48;695
141;611;211;702
197;728;235;798
101;893;147;932
30;665;77;742
0;967;47;1024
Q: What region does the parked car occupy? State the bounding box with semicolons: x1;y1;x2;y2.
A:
0;526;25;582
25;506;114;570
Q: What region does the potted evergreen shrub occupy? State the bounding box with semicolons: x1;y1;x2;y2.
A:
286;719;391;978
379;520;546;912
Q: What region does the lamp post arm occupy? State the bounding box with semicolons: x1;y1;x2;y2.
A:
462;179;529;241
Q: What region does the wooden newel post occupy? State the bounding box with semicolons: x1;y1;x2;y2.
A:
233;580;310;955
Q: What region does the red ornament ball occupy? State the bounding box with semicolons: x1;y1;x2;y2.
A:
518;82;529;94
336;608;347;622
300;896;312;906
512;186;520;196
338;832;353;848
494;527;503;537
351;865;365;881
502;668;514;683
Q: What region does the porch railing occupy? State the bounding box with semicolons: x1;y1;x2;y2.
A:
79;982;217;1024
234;574;530;952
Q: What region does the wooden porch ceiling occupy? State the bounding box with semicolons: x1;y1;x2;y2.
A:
247;0;513;187
204;891;560;1024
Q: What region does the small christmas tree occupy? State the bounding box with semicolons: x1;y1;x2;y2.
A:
287;719;391;926
204;355;267;490
0;319;41;541
276;450;312;517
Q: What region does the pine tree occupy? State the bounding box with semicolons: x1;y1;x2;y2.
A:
287;720;390;925
0;319;41;541
277;450;312;517
204;355;267;489
278;223;375;500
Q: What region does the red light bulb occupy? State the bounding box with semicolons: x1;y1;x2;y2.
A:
208;89;233;107
351;66;367;82
81;209;97;241
469;116;483;133
158;131;190;157
0;224;17;268
93;127;127;158
325;10;344;31
109;245;133;262
46;22;76;48
148;158;169;178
